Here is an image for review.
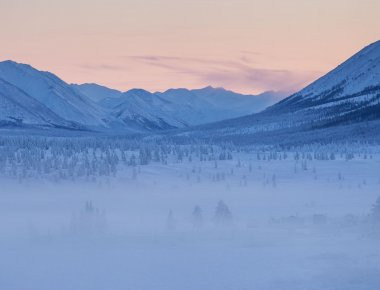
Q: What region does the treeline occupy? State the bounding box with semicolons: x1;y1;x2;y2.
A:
0;135;377;182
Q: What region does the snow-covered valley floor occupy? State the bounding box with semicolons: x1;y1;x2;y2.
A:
1;149;380;290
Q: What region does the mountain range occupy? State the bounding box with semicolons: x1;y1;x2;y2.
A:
0;40;379;143
0;61;284;132
73;84;284;129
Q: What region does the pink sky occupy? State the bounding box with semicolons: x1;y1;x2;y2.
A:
1;0;379;94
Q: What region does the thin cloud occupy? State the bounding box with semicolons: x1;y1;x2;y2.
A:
78;63;126;71
128;54;320;93
129;55;251;70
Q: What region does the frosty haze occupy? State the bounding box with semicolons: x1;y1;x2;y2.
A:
0;136;379;290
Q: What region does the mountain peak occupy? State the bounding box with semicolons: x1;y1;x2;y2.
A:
0;59;34;70
126;88;151;95
162;88;191;94
0;59;17;65
200;85;226;92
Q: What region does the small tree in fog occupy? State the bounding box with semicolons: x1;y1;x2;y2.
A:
71;201;106;235
166;210;176;230
132;167;137;180
85;200;94;213
371;197;380;222
192;205;203;228
214;200;232;226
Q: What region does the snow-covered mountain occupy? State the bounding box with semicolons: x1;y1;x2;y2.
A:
0;78;75;128
71;83;122;102
0;61;109;129
105;89;187;130
0;60;282;132
157;87;282;125
180;40;380;143
10;37;379;138
99;86;283;128
271;40;380;126
2;39;378;138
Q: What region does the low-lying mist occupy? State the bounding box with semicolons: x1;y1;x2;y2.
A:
1;140;380;290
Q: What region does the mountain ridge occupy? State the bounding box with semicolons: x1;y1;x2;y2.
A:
0;60;282;132
1;40;379;142
170;40;380;144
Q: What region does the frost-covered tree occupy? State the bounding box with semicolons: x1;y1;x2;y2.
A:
214;200;232;226
70;201;107;236
192;205;203;228
166;210;176;230
371;197;380;222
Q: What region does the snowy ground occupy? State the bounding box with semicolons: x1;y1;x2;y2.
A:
1;151;380;290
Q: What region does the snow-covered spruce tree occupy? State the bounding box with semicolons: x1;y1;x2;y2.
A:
214;200;232;227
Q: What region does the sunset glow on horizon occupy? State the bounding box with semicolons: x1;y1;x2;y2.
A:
1;0;379;94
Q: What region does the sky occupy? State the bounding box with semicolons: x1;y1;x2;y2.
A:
0;0;379;94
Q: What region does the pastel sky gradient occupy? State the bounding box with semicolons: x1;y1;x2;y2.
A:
1;0;379;94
